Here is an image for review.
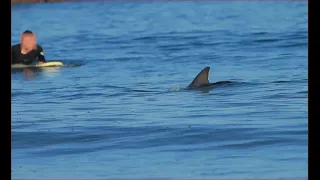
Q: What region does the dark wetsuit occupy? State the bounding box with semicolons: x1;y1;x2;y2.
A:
11;44;46;65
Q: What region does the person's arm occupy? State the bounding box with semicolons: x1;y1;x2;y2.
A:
36;45;46;63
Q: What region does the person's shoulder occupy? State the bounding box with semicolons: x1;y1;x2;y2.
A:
36;45;45;56
36;44;44;51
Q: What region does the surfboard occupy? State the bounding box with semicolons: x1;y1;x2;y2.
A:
11;61;64;69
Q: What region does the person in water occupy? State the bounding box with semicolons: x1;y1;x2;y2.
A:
11;30;46;65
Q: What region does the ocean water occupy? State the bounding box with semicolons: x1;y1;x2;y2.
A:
11;1;308;178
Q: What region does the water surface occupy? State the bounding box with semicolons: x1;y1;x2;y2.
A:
11;1;308;178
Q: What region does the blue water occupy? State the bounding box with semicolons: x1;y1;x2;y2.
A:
11;1;308;178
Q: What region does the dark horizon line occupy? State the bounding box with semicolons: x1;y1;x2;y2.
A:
12;178;308;180
11;0;308;4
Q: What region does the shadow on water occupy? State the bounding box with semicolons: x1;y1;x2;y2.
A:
169;80;235;94
186;81;235;94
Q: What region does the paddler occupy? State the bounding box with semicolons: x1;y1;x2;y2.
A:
11;30;46;65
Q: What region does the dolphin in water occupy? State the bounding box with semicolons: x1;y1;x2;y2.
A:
187;66;212;88
182;66;232;92
134;66;232;93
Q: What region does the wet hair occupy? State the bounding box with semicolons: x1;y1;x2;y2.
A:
22;30;34;35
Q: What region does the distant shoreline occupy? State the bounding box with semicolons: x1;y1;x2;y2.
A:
11;0;71;4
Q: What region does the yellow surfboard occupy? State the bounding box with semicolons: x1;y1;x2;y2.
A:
11;61;64;69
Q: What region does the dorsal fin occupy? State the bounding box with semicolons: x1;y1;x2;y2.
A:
188;67;210;88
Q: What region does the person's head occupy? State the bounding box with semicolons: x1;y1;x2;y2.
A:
21;30;37;50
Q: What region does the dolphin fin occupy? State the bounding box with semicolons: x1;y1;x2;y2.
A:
187;67;210;88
